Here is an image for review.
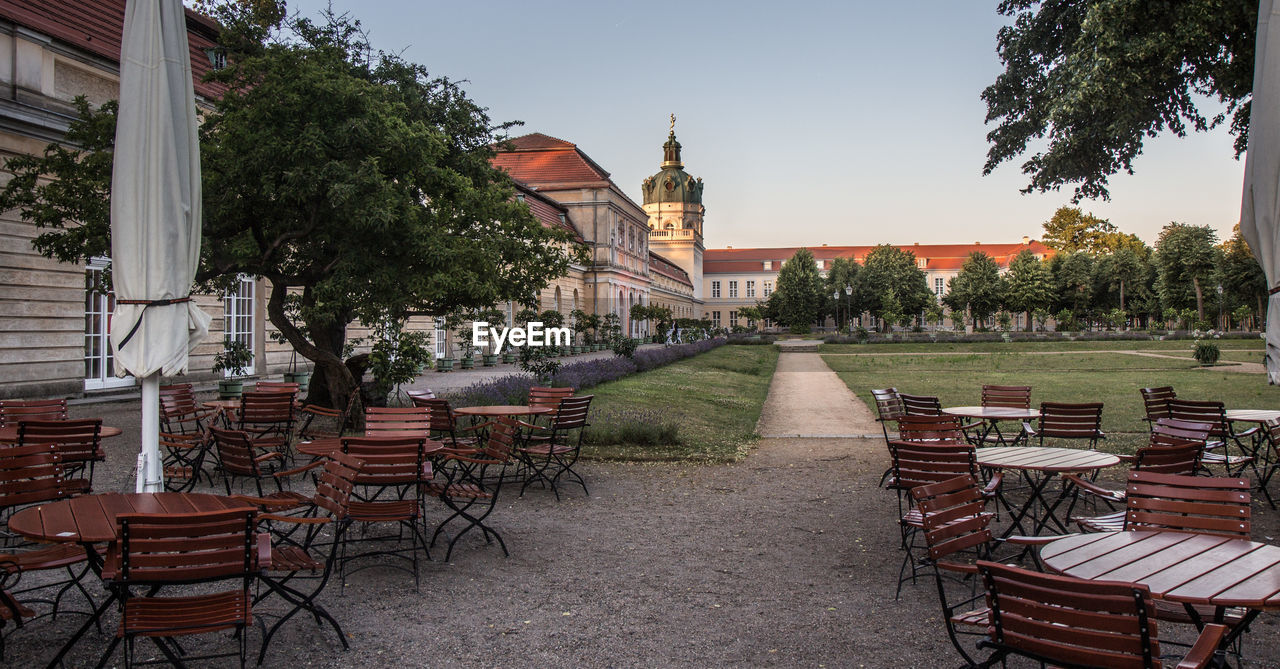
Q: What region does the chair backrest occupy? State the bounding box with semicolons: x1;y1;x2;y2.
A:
528;386;574;410
0;399;67;428
551;395;593;431
253;381;299;394
1035;402;1104;441
0;442;73;515
1132;441;1203;476
237;391;294;426
888;442;979;492
898;393;942;417
1124;471;1251;538
481;416;522;461
911;475;993;563
115;508;258;585
341;435;428;487
210;427;265;478
896;415;966;442
18;419;104;463
871;388;904;423
364;407;430;436
1166;399;1229;439
408;397;458;432
976;560;1160;669
1151;418;1213;446
981;385;1031;409
1140;386;1176;423
313;452;362;521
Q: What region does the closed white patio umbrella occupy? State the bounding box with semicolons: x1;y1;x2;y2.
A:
1243;0;1280;385
110;0;211;492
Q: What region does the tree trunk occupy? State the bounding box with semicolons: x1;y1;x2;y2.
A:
266;281;358;410
1119;279;1126;313
1025;309;1033;332
1193;277;1204;322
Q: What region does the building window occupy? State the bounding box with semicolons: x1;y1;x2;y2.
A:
728;281;738;298
918;257;928;269
934;277;945;297
729;310;738;328
763;261;772;271
763;281;773;297
223;276;256;377
712;281;721;298
711;311;721;327
746;280;756;298
84;259;133;390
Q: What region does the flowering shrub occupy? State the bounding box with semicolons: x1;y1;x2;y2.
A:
581;407;679;446
1192;329;1221;366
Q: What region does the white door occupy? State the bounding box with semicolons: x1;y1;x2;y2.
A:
223;276;256;376
84;260;135;390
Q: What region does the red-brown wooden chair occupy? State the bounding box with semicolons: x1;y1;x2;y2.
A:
297;392;359;443
424;416;520;560
1140;385;1177;426
235;391;296;457
1167;399;1257;477
528;386;574;410
363;407;430;436
98;508;264;669
976;384;1031;444
899;392;942;416
975;560;1227;669
516;395;593;500
896;415;968;443
338;436;431;587
408;397;483;455
16;419;104;490
1072;470;1251;537
870;388;904;442
159;383;214;436
1064;418;1208;513
0;399;66;428
1022;401;1105;448
209;427;300;510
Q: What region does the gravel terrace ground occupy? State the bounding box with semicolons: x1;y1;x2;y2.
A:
6;350;1280;668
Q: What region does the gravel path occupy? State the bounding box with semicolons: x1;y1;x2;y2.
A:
5;353;1278;667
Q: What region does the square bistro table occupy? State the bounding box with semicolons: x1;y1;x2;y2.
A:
975;446;1120;537
1226;409;1280;509
7;492;254;668
1042;530;1280;653
942;406;1040;446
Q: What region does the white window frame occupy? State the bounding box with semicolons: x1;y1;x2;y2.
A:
223;275;257;377
746;280;756;298
84;258;134;390
711;281;721;298
728;281;738;298
934;277;945;297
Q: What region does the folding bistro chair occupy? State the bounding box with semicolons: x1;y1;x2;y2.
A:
1168;399;1257;477
0;399;67;428
425;416;520;560
98;508;263;669
235;391;296;458
1140;385;1177;427
516;395;593;500
297;392;359;443
1022;401;1105;448
209;427;301;510
363;407;430;436
17;419;105;490
1072;470;1251;538
898;392;942;417
976;384;1031;445
896;415;968;443
338;436;432;587
975;560;1227;669
159;384;214;436
1064;418;1208;513
409;396;482;454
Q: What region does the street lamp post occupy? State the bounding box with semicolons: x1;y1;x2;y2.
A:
832;291;839;332
1217;284;1224;330
844;284;853;335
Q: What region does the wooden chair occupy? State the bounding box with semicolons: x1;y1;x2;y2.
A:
1063;418;1209;520
16;419;104;489
159;384;213;436
1140;385;1177;425
363;407;430;436
248;453;362;664
425;416;520;561
159;430;211;493
253;381;299;394
981;384;1031;409
896;415;967;443
209;427;300;510
870;388;904;442
297;392;359;442
338;436;431;587
235;391;296;455
1168;400;1257;477
975;560;1227;669
408;397;482;454
516;395;592;500
528;386;574;410
898;392;942;416
0;400;66;428
98;508;263;669
1023;401;1105;448
1073;471;1251;537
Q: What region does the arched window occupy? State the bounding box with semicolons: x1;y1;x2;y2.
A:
554;286;562;314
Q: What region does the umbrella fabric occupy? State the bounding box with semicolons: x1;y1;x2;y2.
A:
1242;0;1280;385
110;0;210;376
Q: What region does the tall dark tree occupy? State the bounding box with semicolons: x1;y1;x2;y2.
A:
1155;223;1220;322
768;247;825;333
824;256;860;330
1217;224;1268;324
1050;251;1096;319
858;245;931;332
983;1;1256;201
1040;207;1118;253
1003;249;1053;331
943;252;1004;329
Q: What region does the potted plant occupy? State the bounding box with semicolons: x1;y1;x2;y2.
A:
212;337;254;398
368;319;432;405
268;294;311;385
570;309;588;354
478;308;504;366
455;318;476;369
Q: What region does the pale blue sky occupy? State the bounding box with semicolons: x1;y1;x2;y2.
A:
284;0;1246;249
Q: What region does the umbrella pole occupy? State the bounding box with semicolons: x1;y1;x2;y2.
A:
137;374;164;492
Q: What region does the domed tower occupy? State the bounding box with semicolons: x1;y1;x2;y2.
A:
644;117;705;300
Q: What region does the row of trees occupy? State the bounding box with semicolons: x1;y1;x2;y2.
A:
757;207;1267;334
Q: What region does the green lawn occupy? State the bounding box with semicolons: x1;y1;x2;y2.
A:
583;344;779;462
819;339;1263;354
823;342;1280;454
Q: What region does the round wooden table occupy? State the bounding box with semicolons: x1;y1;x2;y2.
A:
1226;409;1280;508
296;436;443;459
976;446;1120;536
943;406;1040;446
453;405;553;418
1042;530;1280;650
0;424;123;443
8;492;253;544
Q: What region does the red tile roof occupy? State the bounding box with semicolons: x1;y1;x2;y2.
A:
514;181;581;241
704;241;1053;274
648;251;692;287
0;0;227;100
491;133;613;188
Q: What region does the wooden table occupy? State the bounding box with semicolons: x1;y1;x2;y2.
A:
943;406;1040;446
1042;530;1280;650
454;405;553;418
8;492;254;668
976;446;1120;536
1226;409;1280;508
296;436;443;460
0;424;122;443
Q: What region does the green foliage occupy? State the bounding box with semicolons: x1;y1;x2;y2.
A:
539;309;565;329
1050;252;1095;318
0;97;116;278
610;336;639;358
368;319;432;399
1155;223;1219;319
1004;249;1053;330
518;345;561;383
983;1;1256;201
1217;224;1267;317
212;338;254;377
1232;304;1254;330
858;245;931;331
824;256;861;328
996;311;1013;332
1055;308;1075;331
1032;307;1050;332
924;301;945;329
944;252;1004;325
1103;308;1127;331
877;290;904;331
1193;339;1221;365
768;248;824;332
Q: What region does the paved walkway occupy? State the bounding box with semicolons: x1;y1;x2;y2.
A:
756;350;879;438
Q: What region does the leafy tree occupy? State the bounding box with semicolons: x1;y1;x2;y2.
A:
823;256;861;329
983;1;1257;201
1155;223;1220;321
768;247;824;333
737;305;764;332
943;252;1004;329
1091;246;1148;315
1003;249;1053;331
1040;207;1119;253
858;245;931;332
1217;224;1267;323
1049;252;1095;321
924;301;945;330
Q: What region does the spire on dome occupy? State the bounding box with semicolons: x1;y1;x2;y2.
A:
662;114;682;168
